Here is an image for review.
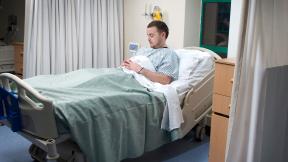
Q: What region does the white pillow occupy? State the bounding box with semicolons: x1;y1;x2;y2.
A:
129;55;156;72
175;49;201;80
175;49;214;80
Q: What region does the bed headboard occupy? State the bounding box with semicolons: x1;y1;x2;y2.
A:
183;46;222;60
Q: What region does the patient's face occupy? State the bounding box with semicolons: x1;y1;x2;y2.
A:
147;27;165;49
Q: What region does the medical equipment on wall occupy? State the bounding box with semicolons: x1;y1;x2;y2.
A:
3;15;18;44
151;6;162;21
144;4;163;21
128;42;140;56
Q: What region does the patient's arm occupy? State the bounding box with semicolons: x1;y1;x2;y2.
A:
122;60;172;85
139;68;172;85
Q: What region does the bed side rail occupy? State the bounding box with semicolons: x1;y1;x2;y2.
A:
182;46;221;108
183;70;214;110
180;70;214;137
0;73;58;139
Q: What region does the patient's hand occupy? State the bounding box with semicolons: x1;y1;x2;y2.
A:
122;59;171;84
122;60;142;73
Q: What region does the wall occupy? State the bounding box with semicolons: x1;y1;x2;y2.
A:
124;0;201;58
0;0;8;39
0;0;25;42
184;0;201;47
227;0;245;58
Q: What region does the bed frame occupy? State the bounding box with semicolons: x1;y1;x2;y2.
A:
0;47;221;162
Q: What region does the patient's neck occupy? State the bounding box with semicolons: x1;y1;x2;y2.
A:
152;43;167;49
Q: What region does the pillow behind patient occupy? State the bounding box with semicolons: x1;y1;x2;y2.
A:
129;55;156;72
175;50;200;80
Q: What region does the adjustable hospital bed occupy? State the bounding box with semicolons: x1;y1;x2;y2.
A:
0;47;221;162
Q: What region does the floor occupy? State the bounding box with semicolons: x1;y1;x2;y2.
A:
0;125;32;162
0;125;210;162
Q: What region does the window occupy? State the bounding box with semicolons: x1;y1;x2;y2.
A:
200;0;231;58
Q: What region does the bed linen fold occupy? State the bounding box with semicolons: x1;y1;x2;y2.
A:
122;68;184;131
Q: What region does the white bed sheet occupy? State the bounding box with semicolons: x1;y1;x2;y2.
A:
122;49;215;130
123;65;184;131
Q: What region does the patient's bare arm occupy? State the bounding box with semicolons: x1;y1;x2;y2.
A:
122;60;172;85
139;68;172;85
122;60;143;73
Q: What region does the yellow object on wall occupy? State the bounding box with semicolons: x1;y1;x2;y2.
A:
151;6;162;21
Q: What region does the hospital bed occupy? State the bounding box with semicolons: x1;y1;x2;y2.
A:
0;47;221;162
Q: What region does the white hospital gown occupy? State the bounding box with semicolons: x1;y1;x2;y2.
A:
136;48;179;81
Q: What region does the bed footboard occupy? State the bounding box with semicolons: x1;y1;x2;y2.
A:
0;73;58;139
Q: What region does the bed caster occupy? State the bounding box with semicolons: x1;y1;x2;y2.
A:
29;144;47;162
195;125;206;141
29;144;65;162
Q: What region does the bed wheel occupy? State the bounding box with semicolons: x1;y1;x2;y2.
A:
29;144;47;162
195;125;206;141
29;144;67;162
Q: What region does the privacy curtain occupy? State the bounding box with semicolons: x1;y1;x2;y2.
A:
226;0;288;162
24;0;123;78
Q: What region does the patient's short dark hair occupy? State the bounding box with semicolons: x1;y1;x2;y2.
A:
147;21;169;39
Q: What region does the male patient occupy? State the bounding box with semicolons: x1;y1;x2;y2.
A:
122;21;179;85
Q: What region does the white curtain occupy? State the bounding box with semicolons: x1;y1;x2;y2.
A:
23;0;123;78
226;0;288;162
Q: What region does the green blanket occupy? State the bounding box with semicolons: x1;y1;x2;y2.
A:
25;68;178;162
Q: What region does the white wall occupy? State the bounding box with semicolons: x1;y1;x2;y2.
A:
227;0;245;58
124;0;201;58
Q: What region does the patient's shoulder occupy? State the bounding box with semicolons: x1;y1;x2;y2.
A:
162;48;178;59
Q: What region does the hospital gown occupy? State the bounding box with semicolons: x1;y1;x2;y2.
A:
136;48;179;81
